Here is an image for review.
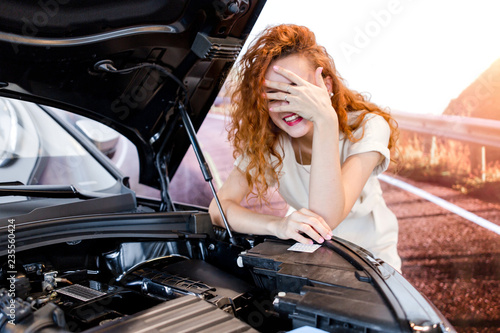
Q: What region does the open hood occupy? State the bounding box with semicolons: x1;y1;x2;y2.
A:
0;0;265;188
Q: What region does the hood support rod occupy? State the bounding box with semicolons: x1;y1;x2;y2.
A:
93;60;234;242
178;102;236;244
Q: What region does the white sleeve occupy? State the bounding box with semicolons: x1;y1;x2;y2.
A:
233;153;278;187
234;154;250;171
346;114;391;175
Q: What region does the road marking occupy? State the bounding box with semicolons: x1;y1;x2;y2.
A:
202;146;223;190
203;113;229;190
207;113;227;121
379;174;500;235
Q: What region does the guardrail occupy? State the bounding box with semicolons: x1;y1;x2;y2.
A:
391;111;500;149
391;111;500;180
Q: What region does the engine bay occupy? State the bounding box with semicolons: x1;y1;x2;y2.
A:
1;236;279;332
1;228;405;333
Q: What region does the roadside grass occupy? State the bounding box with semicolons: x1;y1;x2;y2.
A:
209;105;500;204
389;131;500;204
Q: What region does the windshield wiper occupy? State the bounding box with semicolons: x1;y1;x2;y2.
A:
0;184;110;199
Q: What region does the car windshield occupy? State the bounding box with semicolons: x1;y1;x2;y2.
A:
0;97;117;192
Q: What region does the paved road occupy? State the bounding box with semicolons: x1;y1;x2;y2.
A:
170;114;500;333
381;177;500;333
170;114;289;215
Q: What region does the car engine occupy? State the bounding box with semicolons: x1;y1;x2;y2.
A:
0;235;289;333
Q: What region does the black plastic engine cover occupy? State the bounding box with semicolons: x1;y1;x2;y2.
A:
240;239;402;332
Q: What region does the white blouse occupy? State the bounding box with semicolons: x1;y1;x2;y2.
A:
236;112;401;271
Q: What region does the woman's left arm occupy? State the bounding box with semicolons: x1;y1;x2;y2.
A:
309;118;382;229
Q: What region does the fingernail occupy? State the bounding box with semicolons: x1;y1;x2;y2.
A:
318;238;324;243
325;234;331;240
273;65;279;71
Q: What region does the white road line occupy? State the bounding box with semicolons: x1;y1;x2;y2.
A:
379;174;500;235
203;113;229;190
202;147;223;190
207;113;228;121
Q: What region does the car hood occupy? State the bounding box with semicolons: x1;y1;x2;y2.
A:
0;0;265;188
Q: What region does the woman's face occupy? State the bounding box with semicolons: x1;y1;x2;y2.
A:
264;54;315;139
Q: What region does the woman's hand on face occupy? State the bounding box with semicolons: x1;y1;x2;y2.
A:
274;208;333;245
265;66;336;124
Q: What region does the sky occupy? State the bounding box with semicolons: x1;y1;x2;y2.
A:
241;0;500;115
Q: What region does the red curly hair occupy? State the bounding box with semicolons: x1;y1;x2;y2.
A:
227;24;398;204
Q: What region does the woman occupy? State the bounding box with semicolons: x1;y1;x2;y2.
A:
209;24;401;271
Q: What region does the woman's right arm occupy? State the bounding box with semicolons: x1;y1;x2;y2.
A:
209;167;332;244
